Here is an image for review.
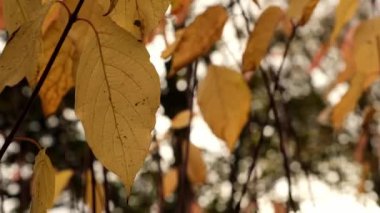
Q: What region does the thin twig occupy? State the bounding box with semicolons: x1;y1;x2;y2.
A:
103;167;111;213
178;61;198;213
273;25;298;92
261;68;296;212
89;152;97;213
0;0;85;160
234;122;266;212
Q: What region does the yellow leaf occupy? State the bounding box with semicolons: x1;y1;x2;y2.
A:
31;149;55;213
54;170;74;203
74;4;160;189
171;109;191;129
170;6;228;75
163;168;178;198
298;0;319;26
329;0;359;44
331;73;364;129
197;66;251;151
27;4;78;116
0;2;51;93
85;170;105;213
161;29;185;59
287;0;319;25
98;0;170;40
185;142;206;185
242;6;284;72
3;0;41;34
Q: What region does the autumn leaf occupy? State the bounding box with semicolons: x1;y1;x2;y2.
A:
171;109;191;129
329;0;358;44
54;169;74;202
31;149;55;213
198;66;251;151
287;0;319;26
185;142;206;184
85;170;105;213
242;6;284;72
168;6;228;75
0;2;51;93
163;168;178;198
171;0;192;25
3;0;41;34
74;6;160;189
27;4;78;116
98;0;170;40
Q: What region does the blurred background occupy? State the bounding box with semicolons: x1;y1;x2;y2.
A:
1;0;380;212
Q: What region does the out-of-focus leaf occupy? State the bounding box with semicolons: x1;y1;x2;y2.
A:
98;0;170;40
171;0;192;25
171;109;191;129
54;170;74;202
31;149;55;213
198;66;251;151
331;18;380;129
85;170;104;213
242;6;284;72
169;6;228;75
184;142;206;185
163;168;178;198
329;0;358;44
287;0;319;25
161;29;184;59
75;3;160;190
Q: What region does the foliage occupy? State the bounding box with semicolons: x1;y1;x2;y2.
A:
0;0;379;212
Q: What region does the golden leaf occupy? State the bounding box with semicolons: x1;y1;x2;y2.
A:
331;18;380;129
184;142;206;185
3;0;41;34
54;170;74;202
31;149;55;213
27;4;78;116
85;170;105;213
329;0;358;44
163;168;178;198
74;6;160;189
171;109;191;129
331;74;364;129
242;6;284;72
287;0;319;25
197;66;251;151
98;0;170;40
0;2;51;93
170;6;228;75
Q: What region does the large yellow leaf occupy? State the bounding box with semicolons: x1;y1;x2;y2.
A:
74;7;160;189
242;6;284;72
3;0;41;34
99;0;170;40
329;0;358;44
85;170;105;213
31;149;55;213
54;169;74;202
287;0;319;25
198;66;251;151
0;2;51;93
185;142;206;185
163;168;178;198
169;6;228;75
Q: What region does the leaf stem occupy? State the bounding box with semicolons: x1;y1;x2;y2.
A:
14;136;43;150
0;0;85;160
